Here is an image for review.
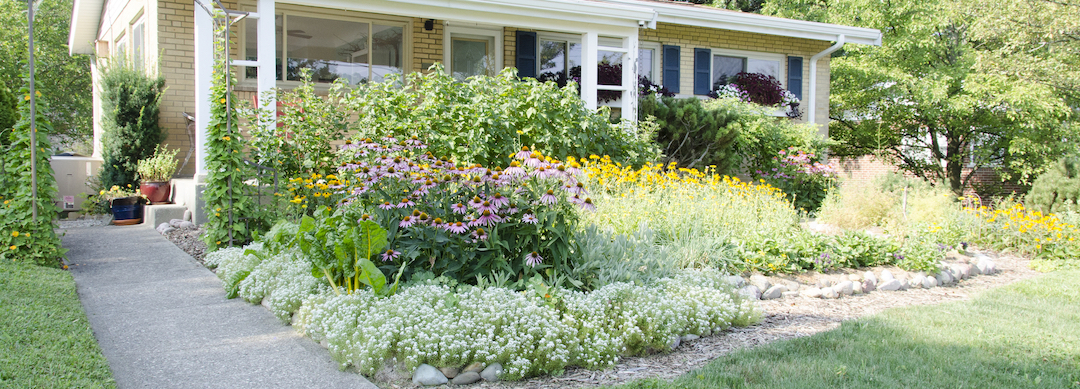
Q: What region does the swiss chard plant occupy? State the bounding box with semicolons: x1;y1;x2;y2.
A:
294;208;400;296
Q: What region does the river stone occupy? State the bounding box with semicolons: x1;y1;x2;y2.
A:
935;270;954;285
452;372;481;385
878;279;903;291
413;364;448;386
739;285;761;300
179;221;196;230
762;285;787;300
821;287;840;299
463;362;484;374
439;367;459;379
862;280;876;293
977;257;996;274
727;275;746;287
681;334;700;342
847;273;863;282
925;275;938;288
803;288;823;298
480;363;503;382
880;270;895;281
749;275;772;292
835;280;854;296
863;271;878;287
782;290;800;298
169;218;184;228
668;335;681;350
183;209;192;221
910;274;926;289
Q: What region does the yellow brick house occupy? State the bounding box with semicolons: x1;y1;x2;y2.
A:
69;0;880;222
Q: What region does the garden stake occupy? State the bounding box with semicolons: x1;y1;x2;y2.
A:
27;0;37;222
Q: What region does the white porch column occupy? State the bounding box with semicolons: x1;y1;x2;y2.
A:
257;0;276;122
580;31;598;110
193;2;212;180
620;34;638;121
91;59;103;158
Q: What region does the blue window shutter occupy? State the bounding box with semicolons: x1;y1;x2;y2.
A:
693;48;711;95
787;56;804;100
516;31;538;78
662;45;680;93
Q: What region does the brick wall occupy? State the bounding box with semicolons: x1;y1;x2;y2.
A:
411;18;443;73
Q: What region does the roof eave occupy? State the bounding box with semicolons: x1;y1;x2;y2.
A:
69;0;105;55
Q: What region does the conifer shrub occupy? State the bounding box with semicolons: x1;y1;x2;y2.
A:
1026;155;1080;214
98;60;166;189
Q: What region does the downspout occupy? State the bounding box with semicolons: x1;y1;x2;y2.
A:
807;34;845;128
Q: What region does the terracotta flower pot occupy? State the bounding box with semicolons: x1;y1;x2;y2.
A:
140;181;172;204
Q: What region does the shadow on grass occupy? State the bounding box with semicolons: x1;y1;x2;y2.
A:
617;271;1080;389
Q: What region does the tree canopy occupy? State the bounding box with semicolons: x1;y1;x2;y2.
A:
760;0;1079;194
0;0;92;151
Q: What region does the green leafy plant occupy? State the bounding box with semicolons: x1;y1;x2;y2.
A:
0;83;16;139
0;83;66;267
758;147;838;214
98;58;166;189
135;144;178;183
295;208;397;296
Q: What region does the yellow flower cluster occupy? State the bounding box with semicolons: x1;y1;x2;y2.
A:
968;203;1078;247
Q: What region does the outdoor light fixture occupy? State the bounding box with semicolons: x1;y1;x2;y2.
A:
424;19;434;31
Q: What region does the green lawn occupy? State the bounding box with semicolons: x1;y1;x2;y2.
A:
616;270;1080;389
0;262;115;388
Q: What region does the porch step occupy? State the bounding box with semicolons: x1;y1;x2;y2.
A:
145;204;189;228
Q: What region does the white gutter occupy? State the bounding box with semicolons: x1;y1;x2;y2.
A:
807;34;845;127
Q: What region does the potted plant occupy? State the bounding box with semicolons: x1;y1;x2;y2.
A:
136;144;179;204
97;184;148;225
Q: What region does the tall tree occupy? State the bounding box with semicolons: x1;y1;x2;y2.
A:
762;0;1077;194
0;0;92;151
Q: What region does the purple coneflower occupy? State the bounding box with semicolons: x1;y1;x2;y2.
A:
524;152;543;167
413;187;430;196
472;210;502;226
340;141;359;151
477;200;498;214
525;251;544;267
579;197;596;211
539;190;558;205
570;182;587;196
469;196;485;209
522;213;538;224
379;201;395;210
399;216;416;228
568;195;585;205
504;161;526;177
381;249;401;262
396;198;415;208
445;221;468;234
515;146;532;160
471;228;488;241
451;203;468;214
358;214;373;222
489;192;510;208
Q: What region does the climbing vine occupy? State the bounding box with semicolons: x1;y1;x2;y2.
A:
201;22;258;250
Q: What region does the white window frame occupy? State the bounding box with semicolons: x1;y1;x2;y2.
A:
130;16;146;70
238;4;411;87
709;48;787;89
533;32;624;79
638;41;661;83
114;33;127;62
443;24;503;79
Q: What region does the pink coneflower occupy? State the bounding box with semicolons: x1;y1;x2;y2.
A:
451;203;468;214
571;182;587;196
379;201;395;210
351;186;369;195
525;251;544;267
384;167;403;179
579;197;596;211
477;200;498;214
358;214;374;222
399;216;416;228
339;162;359;172
396;198;415;208
471;210;502;226
381;249;401;262
468;196;485;209
417;212;431;225
539;190;558;205
472;228;488;241
445;221;468;234
565;162;583;176
515;146;532;160
413;187;430;196
530;166;549;178
504;161;526;177
522;213;538;224
431;217;445;228
340;140;359;151
524;152;543;167
354;149;369;157
489;192;510;208
506;203;520;214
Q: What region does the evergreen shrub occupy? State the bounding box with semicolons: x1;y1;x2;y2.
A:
1026;155;1080;214
98;60;166;189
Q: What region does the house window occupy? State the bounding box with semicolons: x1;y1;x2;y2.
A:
131;18;145;70
445;26;501;81
534;34;625;87
638;42;661;83
710;49;783;90
114;34;127;61
243;12;405;84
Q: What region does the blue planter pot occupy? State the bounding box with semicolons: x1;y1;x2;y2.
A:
111;197;144;225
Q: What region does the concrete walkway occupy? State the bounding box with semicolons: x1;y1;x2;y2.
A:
63;224;377;389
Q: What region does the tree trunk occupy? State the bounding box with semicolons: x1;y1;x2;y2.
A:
946;135;964;195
